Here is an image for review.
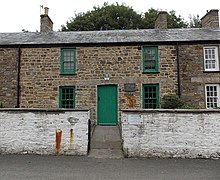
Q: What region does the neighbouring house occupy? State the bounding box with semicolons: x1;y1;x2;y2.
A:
0;8;220;126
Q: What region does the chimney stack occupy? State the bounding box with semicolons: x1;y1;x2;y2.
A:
40;7;53;32
201;9;219;28
155;11;168;29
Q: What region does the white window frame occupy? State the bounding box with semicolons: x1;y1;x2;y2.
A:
205;84;220;108
203;46;219;71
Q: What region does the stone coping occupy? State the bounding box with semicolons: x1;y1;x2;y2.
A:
121;109;220;113
0;108;90;113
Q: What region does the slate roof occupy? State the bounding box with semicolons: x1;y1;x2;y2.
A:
0;28;220;46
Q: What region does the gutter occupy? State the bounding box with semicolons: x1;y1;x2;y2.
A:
176;43;181;97
16;46;21;108
1;39;220;49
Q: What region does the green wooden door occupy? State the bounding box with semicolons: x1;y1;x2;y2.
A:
97;85;118;125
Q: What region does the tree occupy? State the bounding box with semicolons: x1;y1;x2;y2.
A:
143;8;188;29
61;3;143;31
61;3;189;31
188;14;202;28
167;10;188;28
142;8;158;29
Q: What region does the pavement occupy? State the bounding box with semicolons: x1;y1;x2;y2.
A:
0;154;220;180
89;126;124;159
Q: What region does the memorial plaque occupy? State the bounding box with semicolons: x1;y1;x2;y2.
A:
124;83;136;92
127;114;143;124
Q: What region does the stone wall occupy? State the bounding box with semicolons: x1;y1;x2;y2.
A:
121;109;220;159
155;11;168;29
20;48;65;108
40;14;53;32
19;45;178;123
2;44;219;120
179;44;220;108
0;109;89;155
0;48;18;108
201;9;219;28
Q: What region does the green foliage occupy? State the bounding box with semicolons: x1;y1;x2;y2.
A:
62;3;143;31
142;8;158;29
167;10;188;28
0;102;3;108
61;3;188;31
161;94;183;109
180;104;199;109
143;9;188;29
161;94;199;109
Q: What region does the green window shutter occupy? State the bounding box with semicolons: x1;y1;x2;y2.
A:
142;84;159;109
142;46;159;73
59;86;75;108
60;48;76;74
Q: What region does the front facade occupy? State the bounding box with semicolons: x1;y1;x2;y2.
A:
18;45;178;125
0;9;220;125
179;44;220;108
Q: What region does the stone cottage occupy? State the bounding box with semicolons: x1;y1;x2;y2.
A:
0;8;220;126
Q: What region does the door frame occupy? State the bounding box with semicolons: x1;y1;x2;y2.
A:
96;84;118;125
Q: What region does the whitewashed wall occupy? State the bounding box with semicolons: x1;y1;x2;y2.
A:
121;109;220;159
0;109;90;155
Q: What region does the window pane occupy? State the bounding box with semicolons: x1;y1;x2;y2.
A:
204;47;218;70
60;87;75;108
143;85;159;109
61;49;76;73
143;47;158;72
145;60;155;69
206;85;219;108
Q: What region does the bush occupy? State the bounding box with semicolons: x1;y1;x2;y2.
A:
161;94;200;109
161;94;183;109
179;104;199;109
0;102;3;108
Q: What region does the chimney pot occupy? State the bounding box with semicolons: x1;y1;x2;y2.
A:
44;7;49;15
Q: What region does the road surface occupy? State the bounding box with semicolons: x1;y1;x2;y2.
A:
0;155;219;180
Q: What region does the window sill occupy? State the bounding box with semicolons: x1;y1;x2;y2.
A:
142;71;160;74
60;73;77;75
203;71;220;73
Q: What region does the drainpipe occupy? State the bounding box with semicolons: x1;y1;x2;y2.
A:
176;43;181;98
16;46;21;108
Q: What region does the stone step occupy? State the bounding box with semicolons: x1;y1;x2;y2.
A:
88;149;124;159
91;140;122;149
91;126;121;142
89;125;124;158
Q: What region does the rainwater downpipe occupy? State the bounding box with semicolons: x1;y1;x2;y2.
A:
16;45;21;108
176;42;181;98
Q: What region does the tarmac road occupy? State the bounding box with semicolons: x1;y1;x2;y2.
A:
0;155;219;180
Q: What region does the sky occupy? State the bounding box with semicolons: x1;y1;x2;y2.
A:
0;0;219;32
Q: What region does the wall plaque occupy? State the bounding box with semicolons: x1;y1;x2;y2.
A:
127;114;143;124
124;83;136;92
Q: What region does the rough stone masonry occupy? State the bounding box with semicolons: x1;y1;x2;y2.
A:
18;45;178;124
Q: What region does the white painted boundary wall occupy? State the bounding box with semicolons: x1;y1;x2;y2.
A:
121;109;220;159
0;109;90;155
